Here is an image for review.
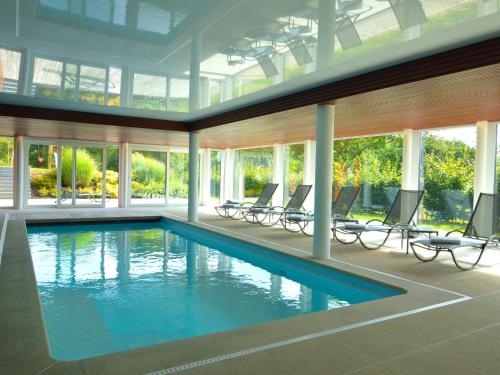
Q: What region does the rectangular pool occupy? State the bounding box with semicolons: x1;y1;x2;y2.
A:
27;219;402;361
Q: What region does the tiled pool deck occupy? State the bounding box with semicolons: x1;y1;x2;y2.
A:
1;207;500;374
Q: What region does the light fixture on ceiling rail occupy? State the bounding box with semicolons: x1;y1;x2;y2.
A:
251;20;314;66
376;0;427;30
220;38;279;78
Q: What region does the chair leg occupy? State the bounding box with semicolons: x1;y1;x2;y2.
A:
450;246;486;270
358;230;392;250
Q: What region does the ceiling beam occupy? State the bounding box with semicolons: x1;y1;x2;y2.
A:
189;36;500;131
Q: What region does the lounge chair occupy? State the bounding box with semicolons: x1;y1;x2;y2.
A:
243;184;312;226
333;189;424;250
410;193;499;270
215;183;278;220
282;186;361;235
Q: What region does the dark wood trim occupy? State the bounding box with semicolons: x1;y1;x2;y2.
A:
189;36;500;131
0;103;188;132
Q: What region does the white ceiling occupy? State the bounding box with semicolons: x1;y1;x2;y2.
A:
0;0;499;122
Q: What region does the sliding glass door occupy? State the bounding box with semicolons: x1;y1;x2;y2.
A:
26;140;116;208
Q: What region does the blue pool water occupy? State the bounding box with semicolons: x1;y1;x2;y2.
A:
27;219;402;360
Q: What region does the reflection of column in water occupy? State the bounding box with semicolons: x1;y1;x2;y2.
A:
270;274;282;299
217;254;229;272
100;232;105;282
300;286;312;312
70;233;76;285
184;239;198;330
116;230;130;280
163;231;170;274
198;245;208;275
55;233;62;283
311;289;329;312
186;239;198;288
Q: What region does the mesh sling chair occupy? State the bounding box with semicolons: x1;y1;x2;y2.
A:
215;183;278;220
282;186;361;235
333;189;424;250
244;184;312;226
410;193;499;270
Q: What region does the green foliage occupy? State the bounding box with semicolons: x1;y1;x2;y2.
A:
61;148;96;187
131;152;166;198
169;152;189;198
0;137;14;167
236;148;273;197
132;152;165;183
30;168;57;198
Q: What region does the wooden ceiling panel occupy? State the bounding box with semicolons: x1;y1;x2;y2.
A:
200;63;500;146
0;116;188;147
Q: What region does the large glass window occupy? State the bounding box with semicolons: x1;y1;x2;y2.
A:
0;137;14;207
78;65;106;105
28;143;58;206
74;147;103;206
133;73;167;111
168;78;189;112
284;144;304;202
33;57;63;99
107;67;121;106
168;151;189;206
334;135;403;222
0;48;21;94
209;79;223;106
233;147;273;202
131;150;166;205
210;150;222;203
419;127;476;232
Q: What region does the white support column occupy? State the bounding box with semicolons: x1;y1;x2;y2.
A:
223;76;234;102
222;148;234;202
402;129;421;190
13;136;24;209
273;144;285;206
316;0;336;69
189;31;202;112
119;143;130;208
313;104;334;259
120;68;133;108
18;49;32;96
477;0;498;17
303;140;316;211
201;148;211;206
188;132;200;222
474;121;497;204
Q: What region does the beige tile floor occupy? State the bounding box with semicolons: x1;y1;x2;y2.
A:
1;206;500;374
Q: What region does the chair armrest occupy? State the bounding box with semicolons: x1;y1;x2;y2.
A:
446;229;464;237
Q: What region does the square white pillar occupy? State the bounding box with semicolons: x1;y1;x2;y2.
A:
13;136;25;209
474;121;497;204
402;129;422;190
188;132;200;222
222;148;234;202
303;140;316;211
313;104;334;259
118;143;130;208
200;149;212;206
272;144;285;206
